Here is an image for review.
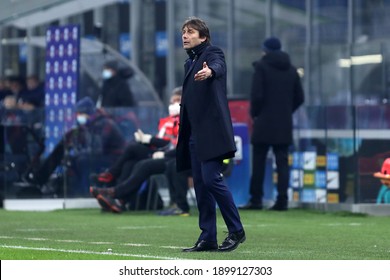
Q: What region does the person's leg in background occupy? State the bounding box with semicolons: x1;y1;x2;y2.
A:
160;158;177;208
116;159;138;183
239;143;269;210
94;143;151;184
113;158;166;198
270;144;289;211
90;158;167;213
24;140;65;186
70;153;117;197
159;159;190;216
172;167;191;214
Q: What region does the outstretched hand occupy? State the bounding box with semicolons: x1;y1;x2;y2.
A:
194;62;213;81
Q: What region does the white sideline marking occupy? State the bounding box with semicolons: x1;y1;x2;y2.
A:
0;245;185;260
17;228;67;232
160;246;183;249
326;223;362;226
0;235;187;251
55;240;83;243
25;238;48;241
242;224;273;227
1;235;151;247
122;243;150;247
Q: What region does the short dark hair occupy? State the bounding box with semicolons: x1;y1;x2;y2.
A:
182;17;211;43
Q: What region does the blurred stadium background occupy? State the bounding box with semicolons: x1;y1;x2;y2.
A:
1;1;390;214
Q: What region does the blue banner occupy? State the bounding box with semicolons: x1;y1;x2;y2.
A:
119;33;131;58
155;31;167;57
44;25;80;156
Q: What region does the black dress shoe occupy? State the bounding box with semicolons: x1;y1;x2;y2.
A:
218;230;246;252
182;240;218;252
238;202;263;210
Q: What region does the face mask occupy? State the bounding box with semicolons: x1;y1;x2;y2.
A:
102;69;113;80
168;102;180;116
76;115;88;125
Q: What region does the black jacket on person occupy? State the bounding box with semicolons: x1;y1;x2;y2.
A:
19;83;45;108
250;50;304;145
100;74;135;107
32;110;126;185
176;43;236;172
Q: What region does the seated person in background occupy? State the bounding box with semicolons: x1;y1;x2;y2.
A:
0;77;12;101
23;97;126;195
98;60;136;108
90;88;183;213
2;75;27;110
0;75;44;143
90;149;176;213
91;152;233;214
20;74;45;108
92;87;182;186
2;74;42;112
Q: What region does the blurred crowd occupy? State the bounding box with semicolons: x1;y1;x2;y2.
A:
0;64;192;216
0;74;45;111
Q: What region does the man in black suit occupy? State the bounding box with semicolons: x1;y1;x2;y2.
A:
240;37;304;211
176;17;245;252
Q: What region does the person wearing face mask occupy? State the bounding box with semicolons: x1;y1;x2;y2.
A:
91;88;182;186
98;60;136;108
89;87;186;212
21;97;126;196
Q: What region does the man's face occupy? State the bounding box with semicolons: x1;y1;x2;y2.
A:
182;26;206;50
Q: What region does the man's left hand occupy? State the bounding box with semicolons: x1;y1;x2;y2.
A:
194;62;213;81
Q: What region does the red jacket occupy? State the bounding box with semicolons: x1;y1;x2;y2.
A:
157;115;180;146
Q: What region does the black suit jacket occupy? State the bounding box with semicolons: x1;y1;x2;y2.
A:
176;45;236;171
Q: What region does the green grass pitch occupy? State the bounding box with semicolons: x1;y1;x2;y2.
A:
0;208;389;260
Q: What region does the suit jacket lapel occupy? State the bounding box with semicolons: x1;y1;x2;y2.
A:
184;58;197;82
183;46;209;84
